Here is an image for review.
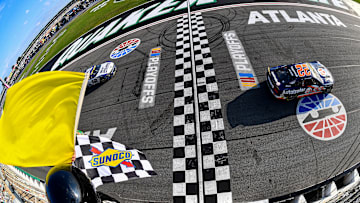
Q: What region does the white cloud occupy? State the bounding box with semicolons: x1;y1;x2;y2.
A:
0;3;5;13
25;9;29;14
36;22;41;26
40;0;43;2
44;1;50;6
24;20;28;25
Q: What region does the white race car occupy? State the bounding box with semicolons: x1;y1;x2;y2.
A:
85;62;117;87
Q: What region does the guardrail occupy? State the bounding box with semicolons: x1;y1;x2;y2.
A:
248;163;360;203
7;165;45;193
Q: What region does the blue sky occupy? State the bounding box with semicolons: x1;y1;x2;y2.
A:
0;0;71;81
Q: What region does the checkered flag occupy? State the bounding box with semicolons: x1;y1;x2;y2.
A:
73;135;156;188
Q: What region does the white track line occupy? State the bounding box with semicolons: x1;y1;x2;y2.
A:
327;65;360;69
187;1;204;202
348;108;360;114
329;36;360;43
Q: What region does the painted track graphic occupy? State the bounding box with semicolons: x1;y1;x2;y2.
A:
20;1;360;202
297;94;347;140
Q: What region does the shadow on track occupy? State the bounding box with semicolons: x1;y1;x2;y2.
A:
97;192;120;203
226;82;298;127
85;84;102;95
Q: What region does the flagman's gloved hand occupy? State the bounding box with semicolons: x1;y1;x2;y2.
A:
72;151;76;163
45;165;100;203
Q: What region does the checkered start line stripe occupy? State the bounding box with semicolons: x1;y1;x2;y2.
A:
173;13;232;203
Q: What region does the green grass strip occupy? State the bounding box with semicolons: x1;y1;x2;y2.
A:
24;0;148;79
14;166;42;182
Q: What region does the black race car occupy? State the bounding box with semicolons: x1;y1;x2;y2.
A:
266;61;334;100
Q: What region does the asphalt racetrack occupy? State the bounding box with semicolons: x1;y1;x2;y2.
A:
22;2;360;202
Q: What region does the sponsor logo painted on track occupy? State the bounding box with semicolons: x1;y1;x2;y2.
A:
139;47;162;109
239;73;257;87
50;0;218;71
89;147;134;168
48;1;353;72
296;93;347;141
223;30;259;90
110;38;140;59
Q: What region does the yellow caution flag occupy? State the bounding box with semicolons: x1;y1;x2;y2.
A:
0;71;88;167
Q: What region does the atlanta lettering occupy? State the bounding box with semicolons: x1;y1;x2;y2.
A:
248;10;346;27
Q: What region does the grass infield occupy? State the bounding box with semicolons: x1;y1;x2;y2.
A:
22;0;149;79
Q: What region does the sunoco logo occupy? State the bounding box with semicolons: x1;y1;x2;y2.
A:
296;94;347;141
89;147;134;167
110;38;140;59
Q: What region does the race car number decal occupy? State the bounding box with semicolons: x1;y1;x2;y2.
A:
296;64;311;77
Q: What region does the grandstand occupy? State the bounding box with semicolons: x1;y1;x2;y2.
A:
0;164;47;203
0;0;99;111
